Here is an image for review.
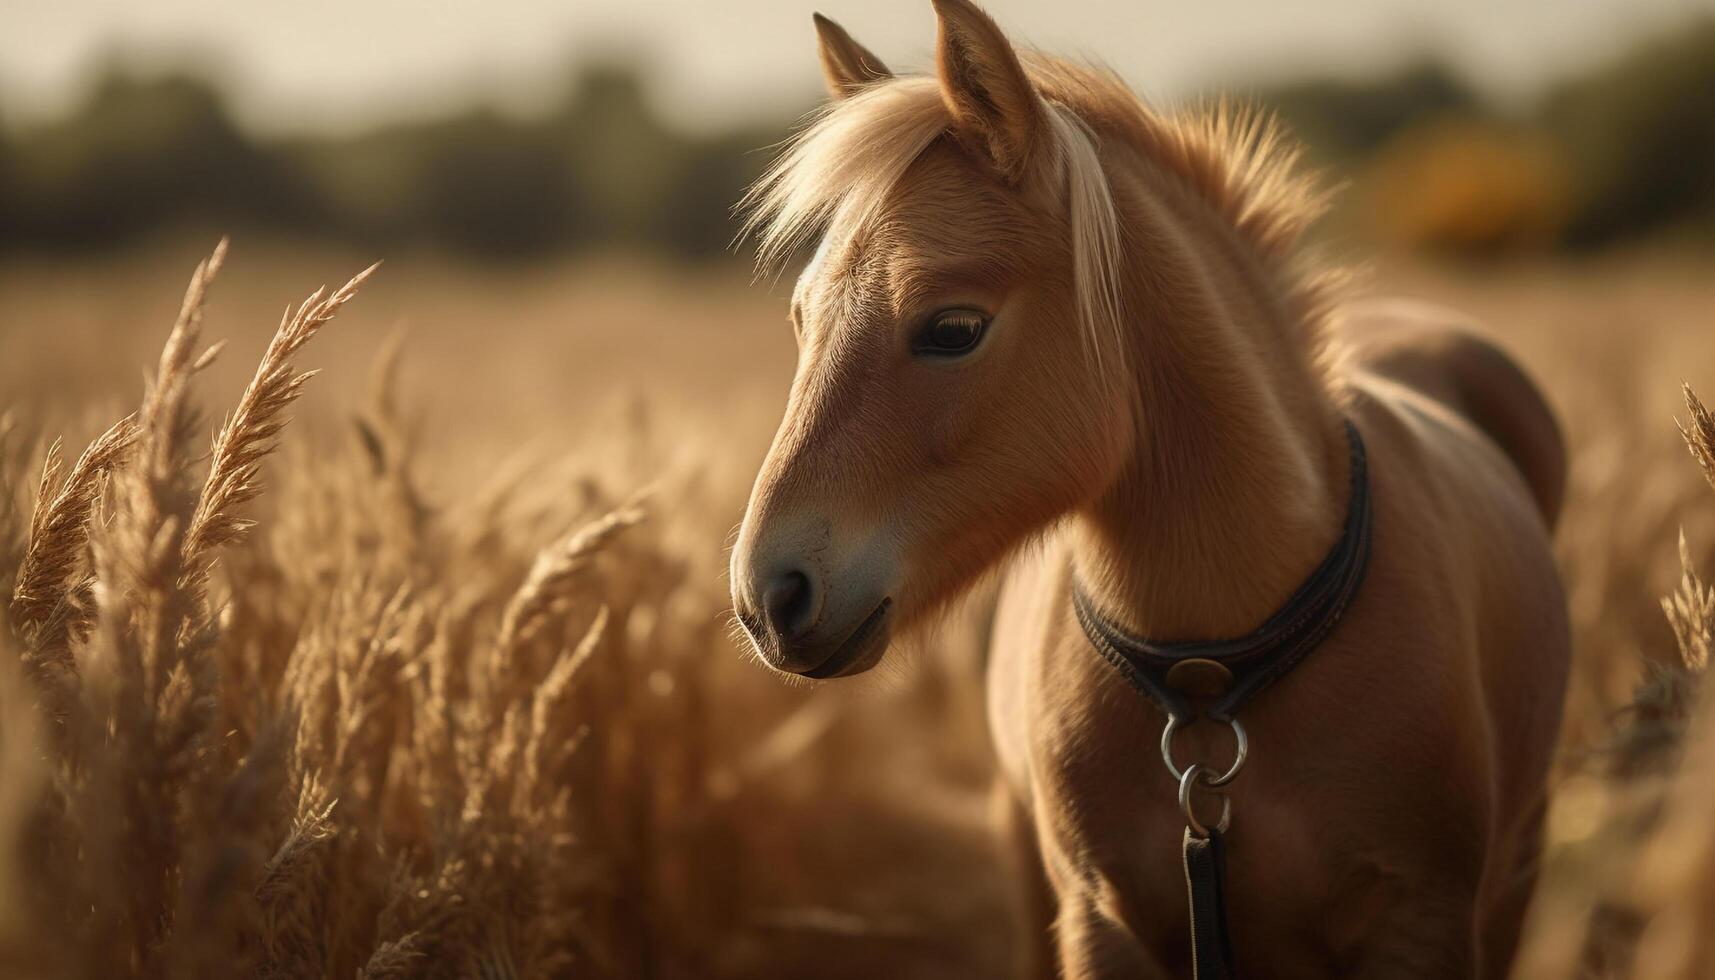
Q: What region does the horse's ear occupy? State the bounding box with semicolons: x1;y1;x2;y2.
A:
813;13;891;100
930;0;1045;182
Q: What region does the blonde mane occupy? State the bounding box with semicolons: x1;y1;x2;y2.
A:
741;57;1332;368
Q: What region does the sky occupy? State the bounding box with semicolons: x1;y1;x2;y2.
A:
3;0;1712;135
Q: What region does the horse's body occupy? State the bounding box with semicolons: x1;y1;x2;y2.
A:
729;3;1570;976
989;299;1568;977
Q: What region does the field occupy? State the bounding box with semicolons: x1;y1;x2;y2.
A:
1;239;1713;977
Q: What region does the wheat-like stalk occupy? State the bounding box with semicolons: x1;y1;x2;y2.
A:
495;501;646;655
522;605;607;798
121;237;230;549
144;239;229;442
256;777;340;977
1680;384;1715;496
183;261;380;579
355;935;427;980
84;240;229;718
9;416;137;648
1664;385;1715;674
1664;529;1715;674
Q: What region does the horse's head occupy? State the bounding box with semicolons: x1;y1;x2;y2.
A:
731;0;1133;678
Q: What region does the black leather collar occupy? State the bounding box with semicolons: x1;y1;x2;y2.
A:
1072;419;1373;722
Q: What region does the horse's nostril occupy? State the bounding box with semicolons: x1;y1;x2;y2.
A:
763;569;816;639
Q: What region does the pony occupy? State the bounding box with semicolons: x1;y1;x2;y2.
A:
729;1;1570;976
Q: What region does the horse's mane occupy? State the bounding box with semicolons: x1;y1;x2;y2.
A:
741;57;1334;368
1023;58;1331;262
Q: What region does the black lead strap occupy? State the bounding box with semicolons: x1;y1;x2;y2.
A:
1071;419;1374;980
1183;828;1235;980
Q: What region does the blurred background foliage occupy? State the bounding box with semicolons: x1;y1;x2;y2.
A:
0;18;1710;262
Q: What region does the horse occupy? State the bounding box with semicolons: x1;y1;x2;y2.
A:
728;1;1571;976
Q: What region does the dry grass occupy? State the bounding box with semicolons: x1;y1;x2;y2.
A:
1512;381;1715;979
0;241;1712;977
0;243;1005;979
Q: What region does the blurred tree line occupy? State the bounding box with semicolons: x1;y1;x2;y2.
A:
0;19;1710;261
1262;18;1715;255
0;63;783;261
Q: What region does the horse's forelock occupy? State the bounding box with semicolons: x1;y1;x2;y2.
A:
742;72;1127;381
741;76;948;279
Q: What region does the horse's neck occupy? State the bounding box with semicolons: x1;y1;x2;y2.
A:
1069;161;1348;642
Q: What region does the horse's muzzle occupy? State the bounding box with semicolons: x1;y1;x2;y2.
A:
736;589;893;678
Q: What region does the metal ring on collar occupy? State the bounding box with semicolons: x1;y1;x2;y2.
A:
1160;715;1248;788
1178;763;1233;838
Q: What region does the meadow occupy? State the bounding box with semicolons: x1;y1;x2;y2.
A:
0;238;1712;978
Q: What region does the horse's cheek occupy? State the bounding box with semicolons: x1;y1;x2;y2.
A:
909;378;980;471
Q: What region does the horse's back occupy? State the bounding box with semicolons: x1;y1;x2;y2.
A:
1337;298;1566;530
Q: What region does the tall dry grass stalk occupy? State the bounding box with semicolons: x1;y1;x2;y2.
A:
1659;386;1715;684
183;260;380;577
8;416;136;689
1679;384;1715;495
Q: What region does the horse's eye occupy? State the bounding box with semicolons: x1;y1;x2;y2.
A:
914;309;988;357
